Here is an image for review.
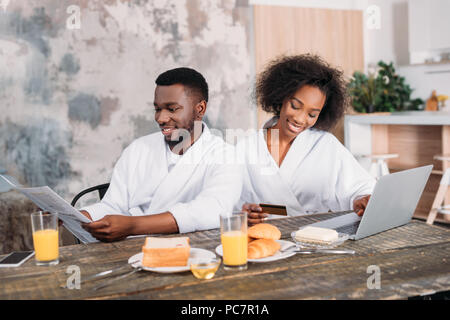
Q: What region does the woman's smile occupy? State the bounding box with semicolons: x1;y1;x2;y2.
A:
286;119;305;134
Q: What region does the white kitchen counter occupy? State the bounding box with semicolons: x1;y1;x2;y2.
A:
344;111;450;172
344;111;450;156
345;111;450;126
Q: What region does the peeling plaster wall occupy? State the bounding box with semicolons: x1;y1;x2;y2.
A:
0;0;255;201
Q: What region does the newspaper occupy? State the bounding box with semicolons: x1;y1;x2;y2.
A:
0;175;97;243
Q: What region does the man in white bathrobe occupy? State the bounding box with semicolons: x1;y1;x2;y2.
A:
80;67;242;242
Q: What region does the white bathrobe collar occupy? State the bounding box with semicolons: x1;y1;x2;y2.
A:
261;116;319;178
146;122;217;213
256;116;318;212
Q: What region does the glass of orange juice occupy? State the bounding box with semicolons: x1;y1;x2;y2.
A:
30;211;59;266
220;211;247;271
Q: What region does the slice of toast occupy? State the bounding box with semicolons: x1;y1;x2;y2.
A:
142;236;190;267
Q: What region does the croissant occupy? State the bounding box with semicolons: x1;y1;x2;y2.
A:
247;239;281;259
248;223;281;240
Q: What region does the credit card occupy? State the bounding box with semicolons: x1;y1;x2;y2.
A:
259;203;287;216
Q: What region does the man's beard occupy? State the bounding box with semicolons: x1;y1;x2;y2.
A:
166;119;200;154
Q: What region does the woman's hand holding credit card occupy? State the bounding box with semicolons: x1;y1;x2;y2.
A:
242;203;287;226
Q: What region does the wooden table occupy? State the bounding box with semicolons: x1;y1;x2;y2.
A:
1;212;449;300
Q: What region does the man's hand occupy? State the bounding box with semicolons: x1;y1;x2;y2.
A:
79;210;92;221
59;210;92;227
242;203;269;226
59;210;91;227
82;215;135;242
353;195;371;217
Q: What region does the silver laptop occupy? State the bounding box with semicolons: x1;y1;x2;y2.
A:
307;165;433;240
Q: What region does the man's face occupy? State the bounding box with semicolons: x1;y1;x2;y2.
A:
154;84;204;147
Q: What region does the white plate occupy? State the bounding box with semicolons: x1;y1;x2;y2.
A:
129;248;216;273
215;240;296;263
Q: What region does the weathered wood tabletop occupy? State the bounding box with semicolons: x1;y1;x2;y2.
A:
1;212;449;300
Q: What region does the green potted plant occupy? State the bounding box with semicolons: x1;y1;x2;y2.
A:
348;61;424;113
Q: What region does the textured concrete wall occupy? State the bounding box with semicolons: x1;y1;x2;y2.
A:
0;191;38;254
0;0;255;202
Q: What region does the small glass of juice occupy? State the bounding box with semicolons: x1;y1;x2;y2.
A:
220;211;247;271
30;211;59;266
190;257;221;279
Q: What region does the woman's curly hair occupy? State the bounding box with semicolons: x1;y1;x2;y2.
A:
255;54;349;131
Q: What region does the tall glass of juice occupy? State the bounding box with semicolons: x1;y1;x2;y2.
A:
220;211;247;271
31;211;59;266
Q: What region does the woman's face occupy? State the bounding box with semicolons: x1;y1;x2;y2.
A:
276;85;326;139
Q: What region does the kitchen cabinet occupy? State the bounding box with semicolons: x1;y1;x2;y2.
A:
409;0;450;64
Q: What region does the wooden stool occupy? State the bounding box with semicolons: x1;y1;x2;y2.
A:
426;154;450;224
433;154;450;163
357;154;399;179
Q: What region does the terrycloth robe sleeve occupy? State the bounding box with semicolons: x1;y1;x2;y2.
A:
333;139;376;210
168;161;244;233
81;143;135;221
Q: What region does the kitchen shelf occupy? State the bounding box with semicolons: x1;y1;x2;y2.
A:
409;59;450;66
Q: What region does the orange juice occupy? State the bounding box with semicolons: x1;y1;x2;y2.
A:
221;230;247;266
33;229;59;261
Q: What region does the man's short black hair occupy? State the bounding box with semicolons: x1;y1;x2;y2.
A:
155;67;209;103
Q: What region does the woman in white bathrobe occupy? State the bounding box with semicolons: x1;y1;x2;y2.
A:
237;54;376;225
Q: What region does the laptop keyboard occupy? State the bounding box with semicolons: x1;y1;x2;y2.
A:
335;221;360;235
